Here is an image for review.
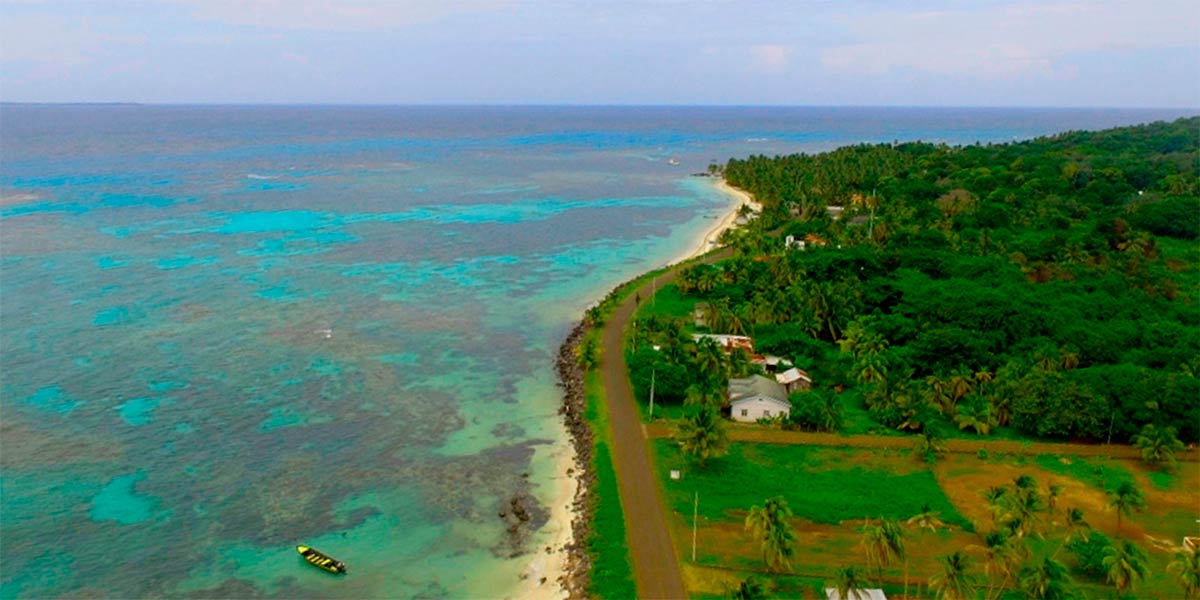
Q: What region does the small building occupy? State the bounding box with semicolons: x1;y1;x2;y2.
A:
692;334;754;354
776;367;812;393
826;205;845;220
693;302;709;328
784;234;805;250
752;354;793;374
728;375;790;422
825;589;888;600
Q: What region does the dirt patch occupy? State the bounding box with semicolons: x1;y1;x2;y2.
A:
932;454;1136;538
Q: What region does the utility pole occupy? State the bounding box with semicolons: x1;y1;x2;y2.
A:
649;368;656;420
692;490;699;562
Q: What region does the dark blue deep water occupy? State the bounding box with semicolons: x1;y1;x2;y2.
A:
0;105;1190;598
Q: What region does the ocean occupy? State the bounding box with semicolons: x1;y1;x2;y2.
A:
0;105;1190;599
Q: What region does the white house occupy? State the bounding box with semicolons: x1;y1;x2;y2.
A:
728;375;791;422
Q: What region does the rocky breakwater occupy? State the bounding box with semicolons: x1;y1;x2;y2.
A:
553;320;594;599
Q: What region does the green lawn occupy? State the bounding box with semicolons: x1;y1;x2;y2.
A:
1032;454;1135;492
653;441;971;529
632;282;700;322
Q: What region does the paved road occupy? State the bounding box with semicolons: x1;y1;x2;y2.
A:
599;267;689;600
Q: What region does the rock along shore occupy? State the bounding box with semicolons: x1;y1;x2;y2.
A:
554;320;593;599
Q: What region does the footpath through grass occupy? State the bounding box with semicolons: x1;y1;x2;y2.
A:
653;441;971;529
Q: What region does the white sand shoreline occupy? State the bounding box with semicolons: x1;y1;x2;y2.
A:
668;177;761;266
513;434;577;600
520;176;758;599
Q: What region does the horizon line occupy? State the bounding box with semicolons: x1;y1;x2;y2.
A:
2;101;1198;112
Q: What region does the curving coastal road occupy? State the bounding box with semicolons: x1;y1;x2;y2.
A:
598;266;688;600
597;249;731;600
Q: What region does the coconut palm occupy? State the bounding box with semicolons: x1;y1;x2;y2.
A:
729;576;768;600
908;504;946;532
676;406;727;467
860;522;887;576
1045;484;1063;516
955;396;994;435
913;428;948;461
1132;424;1185;469
1106;481;1145;534
982;486;1009;527
1102;540;1148;592
972;530;1020;600
1018;557;1073;600
880;518;908;597
834;565;870;600
930;551;976;600
692;337;727;381
1054;508;1090;558
1168;548;1200;599
745;496;796;572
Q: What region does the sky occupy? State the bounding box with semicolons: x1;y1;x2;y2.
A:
0;0;1197;107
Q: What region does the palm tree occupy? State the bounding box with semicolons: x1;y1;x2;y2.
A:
728;348;755;379
1168;548;1200;599
908;504;946;532
676;406;727;467
973;531;1019;600
729;576;768;600
1106;481;1145;533
860;522;888;576
982;486;1009;528
930;551;976;600
954;397;994;435
915;430;948;462
692;337;728;385
745;496;796;572
1054;508;1090;557
685;379;722;410
1045;484;1062;517
1018;557;1072;600
1132;424;1185;469
1102;540;1148;592
834;565;870;600
880;518;909;598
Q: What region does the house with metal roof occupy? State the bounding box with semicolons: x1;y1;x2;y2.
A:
727;375;790;423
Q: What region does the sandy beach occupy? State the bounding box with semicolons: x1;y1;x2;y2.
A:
513;435;578;600
519;177;760;599
668;178;761;266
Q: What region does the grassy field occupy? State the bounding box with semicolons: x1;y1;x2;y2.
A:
649;436;1199;599
654;441;970;528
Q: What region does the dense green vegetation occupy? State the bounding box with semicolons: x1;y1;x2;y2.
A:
634;118;1199;447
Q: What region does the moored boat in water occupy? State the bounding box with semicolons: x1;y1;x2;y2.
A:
297;545;347;574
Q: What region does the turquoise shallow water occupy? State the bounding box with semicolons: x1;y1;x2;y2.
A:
0;105;1190;598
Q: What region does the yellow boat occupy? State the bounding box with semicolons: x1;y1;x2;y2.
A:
296;545;347;575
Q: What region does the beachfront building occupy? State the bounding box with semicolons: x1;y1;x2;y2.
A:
693;302;709;328
692;333;754;354
728;375;791;423
775;367;812;393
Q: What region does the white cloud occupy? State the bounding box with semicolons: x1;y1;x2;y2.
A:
750;44;793;72
171;0;516;31
821;0;1199;79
